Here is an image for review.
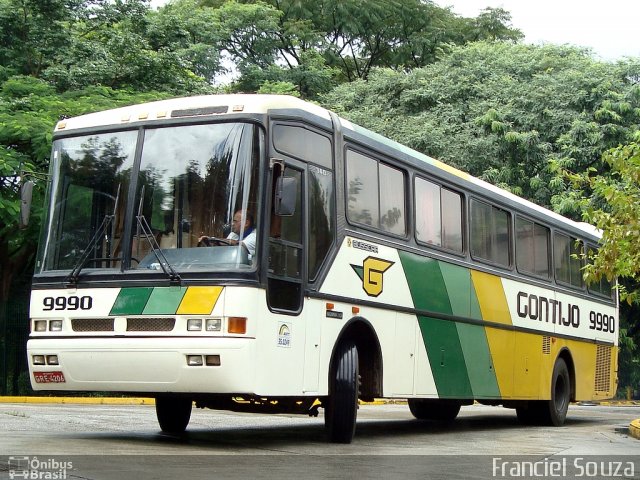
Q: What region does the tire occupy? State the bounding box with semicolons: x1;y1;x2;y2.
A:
516;358;571;427
543;357;571;426
155;396;192;434
408;399;461;423
324;341;359;443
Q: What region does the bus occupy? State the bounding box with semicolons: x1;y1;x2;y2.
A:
26;94;618;443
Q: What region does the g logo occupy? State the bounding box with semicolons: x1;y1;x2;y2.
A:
351;256;394;297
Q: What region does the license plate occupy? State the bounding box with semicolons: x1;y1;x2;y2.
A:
33;371;66;383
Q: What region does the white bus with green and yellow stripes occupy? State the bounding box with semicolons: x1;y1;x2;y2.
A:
27;94;618;443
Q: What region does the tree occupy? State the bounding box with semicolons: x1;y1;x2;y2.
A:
566;138;640;302
0;75;172;304
321;43;640;210
563;138;640;395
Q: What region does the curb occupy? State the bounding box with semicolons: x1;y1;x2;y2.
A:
0;396;155;405
630;419;640;441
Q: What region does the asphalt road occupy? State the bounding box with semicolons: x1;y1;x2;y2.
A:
0;402;638;479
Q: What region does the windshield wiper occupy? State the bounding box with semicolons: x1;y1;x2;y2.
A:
66;214;114;285
66;184;122;285
135;214;181;284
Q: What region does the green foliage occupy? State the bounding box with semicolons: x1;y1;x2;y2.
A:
321;43;640;211
0;74;173;302
565;140;640;303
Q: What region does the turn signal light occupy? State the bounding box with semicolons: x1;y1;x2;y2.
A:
227;317;247;334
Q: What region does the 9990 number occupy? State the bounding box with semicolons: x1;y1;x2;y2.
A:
589;311;615;333
43;295;93;311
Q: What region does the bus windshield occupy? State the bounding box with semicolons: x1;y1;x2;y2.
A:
36;122;261;274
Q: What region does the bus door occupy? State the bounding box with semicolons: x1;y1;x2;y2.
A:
266;161;305;314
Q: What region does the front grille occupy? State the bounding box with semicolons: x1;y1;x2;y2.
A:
594;345;612;393
127;317;176;332
71;318;114;332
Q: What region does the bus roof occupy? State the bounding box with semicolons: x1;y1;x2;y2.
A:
54;93;599;241
54;94;331;132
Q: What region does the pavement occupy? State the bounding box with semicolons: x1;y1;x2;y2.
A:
1;396;638;439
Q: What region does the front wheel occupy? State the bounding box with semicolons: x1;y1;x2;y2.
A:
155;396;192;434
324;341;359;443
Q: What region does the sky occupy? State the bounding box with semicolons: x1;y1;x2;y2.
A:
149;0;639;61
434;0;640;60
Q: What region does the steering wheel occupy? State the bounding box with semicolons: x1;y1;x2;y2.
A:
197;236;233;247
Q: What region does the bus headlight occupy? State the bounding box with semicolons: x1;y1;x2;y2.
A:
34;320;47;332
205;318;221;332
187;319;202;331
49;320;63;332
186;355;203;366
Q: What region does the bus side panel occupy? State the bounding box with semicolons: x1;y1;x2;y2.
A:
513;331;544;398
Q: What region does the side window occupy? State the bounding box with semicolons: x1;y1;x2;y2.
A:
308;165;335;280
516;216;550;278
586;245;612;297
346;149;406;235
470;199;510;267
273;124;332;169
554;233;584;288
415;177;463;252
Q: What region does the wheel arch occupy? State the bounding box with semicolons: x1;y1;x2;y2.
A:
329;316;383;401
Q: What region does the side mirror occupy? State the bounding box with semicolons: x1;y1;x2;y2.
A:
20;180;34;228
274;176;297;216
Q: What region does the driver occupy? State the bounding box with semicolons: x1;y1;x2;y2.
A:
199;210;256;257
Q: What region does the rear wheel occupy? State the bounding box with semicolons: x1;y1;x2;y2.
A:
516;357;571;426
324;341;359;443
542;357;571;426
408;399;461;423
155;396;192;434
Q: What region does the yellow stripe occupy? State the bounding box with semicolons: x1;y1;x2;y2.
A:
176;286;223;315
470;270;511;325
470;270;514;397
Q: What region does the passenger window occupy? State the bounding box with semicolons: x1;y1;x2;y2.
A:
470;199;510;267
346;149;406;235
516;217;550;278
415;177;462;253
554;233;584;288
586;245;611;296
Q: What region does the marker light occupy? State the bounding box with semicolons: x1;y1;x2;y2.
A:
49;320;63;332
205;355;221;366
227;317;247;334
187;355;203;366
206;318;221;332
34;321;47;332
33;355;45;365
187;319;203;331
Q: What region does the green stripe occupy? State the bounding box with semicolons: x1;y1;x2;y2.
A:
399;252;452;314
456;323;501;398
143;287;188;314
110;287;153;315
400;251;500;398
418;316;473;398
